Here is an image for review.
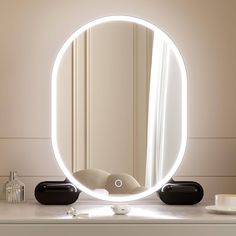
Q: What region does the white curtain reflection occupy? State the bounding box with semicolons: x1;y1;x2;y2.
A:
145;33;170;188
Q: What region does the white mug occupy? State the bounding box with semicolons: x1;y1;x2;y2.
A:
215;194;236;208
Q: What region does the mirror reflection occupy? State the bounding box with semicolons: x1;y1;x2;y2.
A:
56;21;184;196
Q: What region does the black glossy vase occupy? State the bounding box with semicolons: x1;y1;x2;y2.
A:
35;180;80;205
158;178;204;205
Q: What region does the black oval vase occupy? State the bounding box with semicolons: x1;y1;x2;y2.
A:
35;180;80;205
158;179;204;205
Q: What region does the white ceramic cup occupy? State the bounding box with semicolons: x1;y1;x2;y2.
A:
215;194;236;208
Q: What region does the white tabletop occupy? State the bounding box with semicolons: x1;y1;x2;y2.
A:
0;200;236;224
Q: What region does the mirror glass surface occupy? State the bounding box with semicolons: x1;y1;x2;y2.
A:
53;17;187;201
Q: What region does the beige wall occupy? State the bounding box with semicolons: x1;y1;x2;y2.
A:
0;0;236;200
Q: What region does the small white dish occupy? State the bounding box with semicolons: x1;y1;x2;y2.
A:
111;205;130;215
206;205;236;214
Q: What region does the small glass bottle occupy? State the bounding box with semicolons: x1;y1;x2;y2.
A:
5;171;25;203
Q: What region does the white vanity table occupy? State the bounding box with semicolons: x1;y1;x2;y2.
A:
0;200;236;236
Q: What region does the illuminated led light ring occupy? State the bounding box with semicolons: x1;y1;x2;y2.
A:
51;16;187;202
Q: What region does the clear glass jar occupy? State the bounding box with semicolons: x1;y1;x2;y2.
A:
5;171;25;203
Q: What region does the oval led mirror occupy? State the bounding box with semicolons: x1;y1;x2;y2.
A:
52;16;187;202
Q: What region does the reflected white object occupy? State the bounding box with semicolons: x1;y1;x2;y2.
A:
111;205;131;215
51;16;187;202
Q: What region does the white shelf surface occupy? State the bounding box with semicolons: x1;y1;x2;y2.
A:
0;200;236;224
